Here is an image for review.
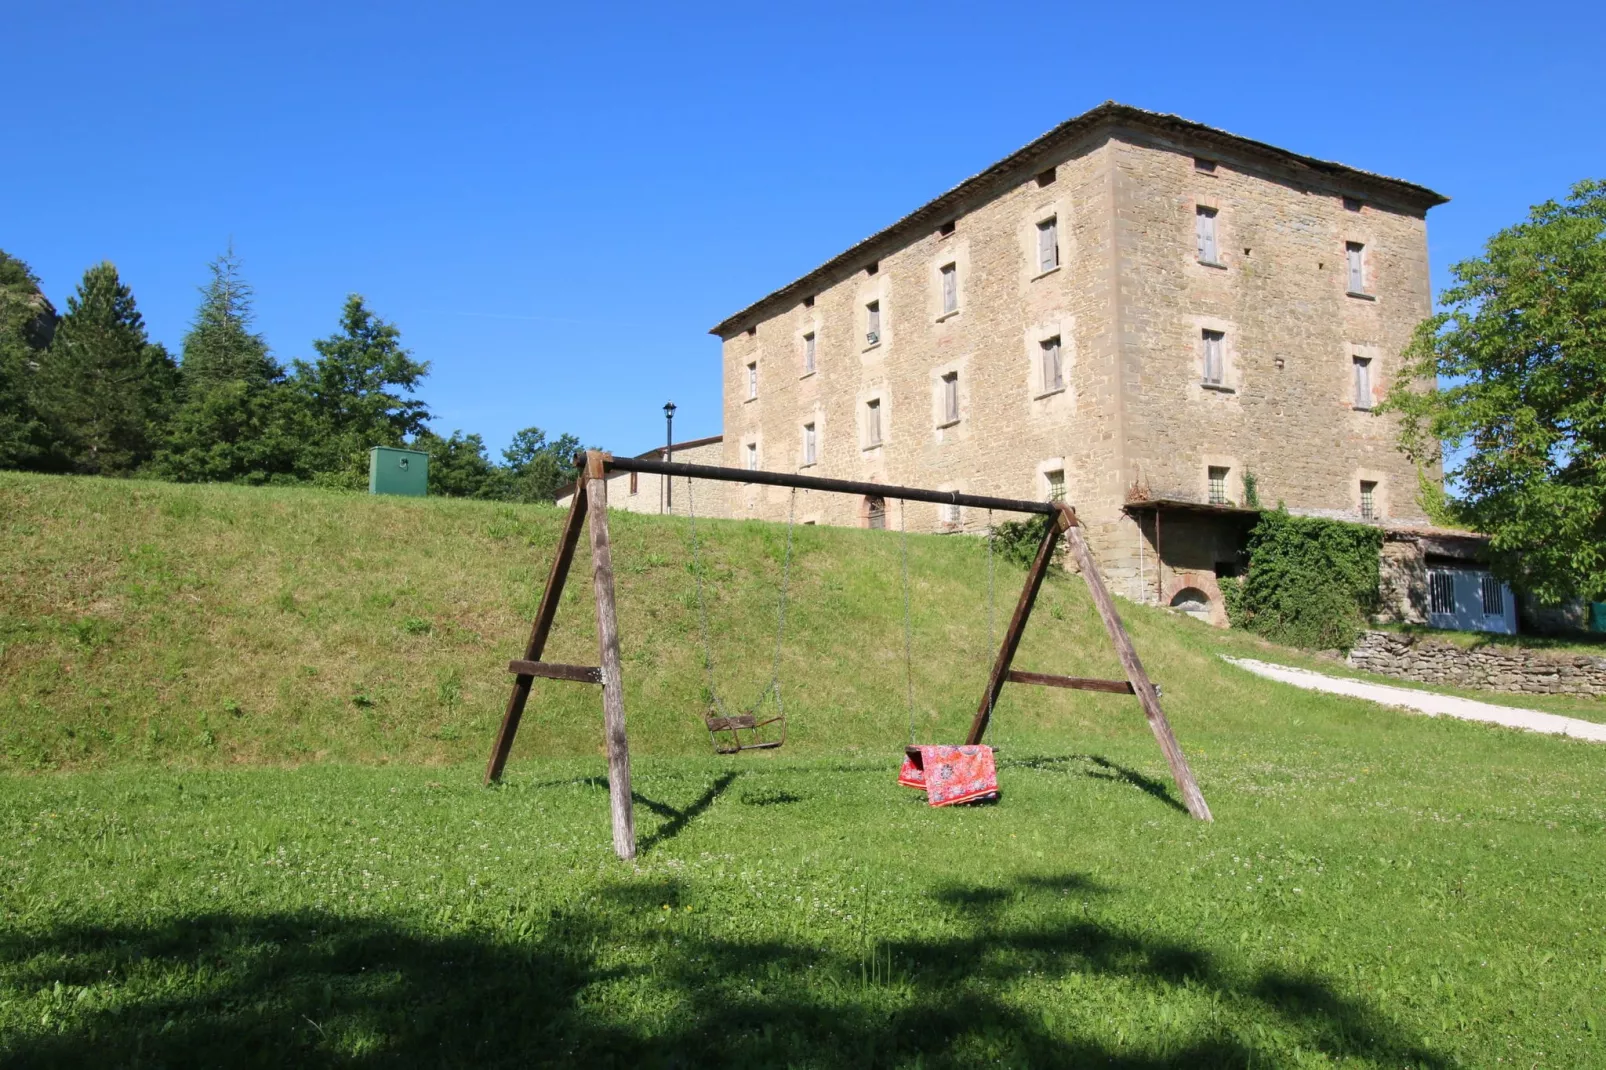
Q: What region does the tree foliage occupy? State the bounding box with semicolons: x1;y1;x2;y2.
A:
498;426;583;503
1383;179;1606;603
180;244;277;392
0;249;57;469
291;295;431;486
33;262;178;475
1221;511;1382;651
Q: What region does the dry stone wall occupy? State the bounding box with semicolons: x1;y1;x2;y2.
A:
1347;630;1606;697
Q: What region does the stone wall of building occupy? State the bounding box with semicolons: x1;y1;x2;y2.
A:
1111;128;1437;601
556;437;728;518
715;109;1443;618
1347;630;1606;696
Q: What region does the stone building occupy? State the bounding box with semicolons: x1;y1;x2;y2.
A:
708;102;1448;622
556;435;726;518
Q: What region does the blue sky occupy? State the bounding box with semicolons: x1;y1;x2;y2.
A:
6;1;1601;458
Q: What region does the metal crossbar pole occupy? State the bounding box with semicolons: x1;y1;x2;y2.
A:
602;454;1058;516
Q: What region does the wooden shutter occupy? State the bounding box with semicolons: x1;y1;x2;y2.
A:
941;265;956;313
943;374;958;422
1354;358;1371;407
1203;331;1223;383
1038;219;1057;272
867;302;880;339
1347;244;1364;292
1197;208;1217;263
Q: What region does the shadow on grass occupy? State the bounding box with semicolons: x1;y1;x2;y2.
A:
0;875;1446;1069
1001;753;1191;816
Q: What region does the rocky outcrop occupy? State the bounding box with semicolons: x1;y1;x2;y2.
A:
1347;630;1606;697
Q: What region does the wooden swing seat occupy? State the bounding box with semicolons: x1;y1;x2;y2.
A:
706;712;786;754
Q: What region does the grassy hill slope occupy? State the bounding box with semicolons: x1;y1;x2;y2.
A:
1;471;1601;773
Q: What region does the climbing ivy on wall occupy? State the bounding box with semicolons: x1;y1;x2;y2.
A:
1221;510;1383;651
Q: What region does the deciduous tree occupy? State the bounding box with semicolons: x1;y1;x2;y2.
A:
1384;179;1606;603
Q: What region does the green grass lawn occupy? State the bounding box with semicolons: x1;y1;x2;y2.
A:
2;474;1604;1066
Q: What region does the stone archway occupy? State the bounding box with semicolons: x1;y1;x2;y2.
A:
1169;586;1213;623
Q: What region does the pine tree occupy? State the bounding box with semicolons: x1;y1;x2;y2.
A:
180;243;277;392
0;249;58;469
34;262;179;475
291;294;430;483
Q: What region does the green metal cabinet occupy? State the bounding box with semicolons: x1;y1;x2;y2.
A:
368;447;429;497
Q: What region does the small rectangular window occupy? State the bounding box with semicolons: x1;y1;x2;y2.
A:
1346;242;1366;294
938;220;955;237
746;442;758;471
1202;329;1225;386
1359;480;1377;520
1208;466;1229;505
1045;469;1066;503
940;263;957;314
866;301;881;345
866;261;879;276
1041;335;1063;393
803;332;816;375
1343;197;1363;213
803;422;816;466
865;398;882;447
1036;167;1057;187
1195;207;1219;264
802;294;815;308
1195;157;1217;174
1481;574;1505;616
1037;217;1059;273
746;361;758;400
1352;356;1373;409
1429;570;1454;615
941;372;959;424
942;500;961;526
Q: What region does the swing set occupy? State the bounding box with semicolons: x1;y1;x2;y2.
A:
484;450;1211;860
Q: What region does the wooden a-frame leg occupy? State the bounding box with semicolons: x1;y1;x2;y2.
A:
484;481;590;785
585;451;636;860
1060;509;1213;822
967;509;1067;746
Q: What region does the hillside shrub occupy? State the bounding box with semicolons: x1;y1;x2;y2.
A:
1226;510;1382;650
992;515;1055;569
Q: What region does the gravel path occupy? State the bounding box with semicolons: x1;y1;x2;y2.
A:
1222;656;1606;743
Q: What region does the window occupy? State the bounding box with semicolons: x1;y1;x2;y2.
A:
802;422;816;466
1346;241;1366;294
1195;157;1217;174
802;294;815;308
1041;335;1064;393
1195;207;1219;264
865;301;881;345
941;372;959;424
1352;356;1373;409
803;332;816;375
1481;574;1505;616
866;261;879;276
746;361;758;400
865;398;882;447
1429;570;1454;615
1045;469;1065;502
1360;480;1377;520
1037;217;1059;273
1343;197;1363;213
942;500;961;526
1036;167;1057;187
1208;466;1229;505
866;495;887;529
938;220;955;237
746;442;758;471
629;471;638;496
940;263;957;314
1201;329;1225;386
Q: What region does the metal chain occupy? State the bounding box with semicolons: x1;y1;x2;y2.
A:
986;508;997;728
900;498;916;744
686;476;795;720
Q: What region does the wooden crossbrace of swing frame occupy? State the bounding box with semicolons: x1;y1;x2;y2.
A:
485;450;1212;860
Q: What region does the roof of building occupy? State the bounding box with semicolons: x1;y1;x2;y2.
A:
709;101;1449;339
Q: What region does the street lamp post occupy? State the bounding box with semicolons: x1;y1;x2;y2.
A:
662;401;676;514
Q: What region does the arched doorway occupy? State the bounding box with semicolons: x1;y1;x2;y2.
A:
1169;586;1212;622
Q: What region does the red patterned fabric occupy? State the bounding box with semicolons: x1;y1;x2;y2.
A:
898;745;999;807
